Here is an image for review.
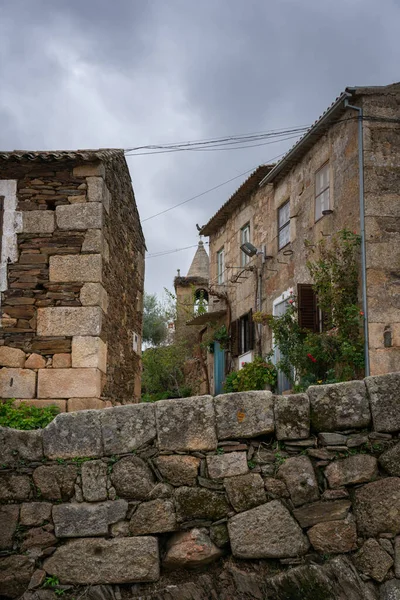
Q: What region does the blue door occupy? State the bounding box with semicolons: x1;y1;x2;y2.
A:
214;342;225;395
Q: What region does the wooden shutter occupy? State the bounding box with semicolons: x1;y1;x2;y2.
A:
230;319;240;357
297;284;319;332
0;197;4;262
248;308;254;350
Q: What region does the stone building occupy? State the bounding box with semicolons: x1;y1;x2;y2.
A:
200;82;400;393
0;149;145;410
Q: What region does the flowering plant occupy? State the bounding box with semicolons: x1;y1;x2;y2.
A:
223;355;277;393
266;230;364;389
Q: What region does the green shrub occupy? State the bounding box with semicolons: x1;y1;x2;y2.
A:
223;355;277;393
141;343;193;402
0;399;60;430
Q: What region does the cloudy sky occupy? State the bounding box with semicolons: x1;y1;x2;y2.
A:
1;0;399;297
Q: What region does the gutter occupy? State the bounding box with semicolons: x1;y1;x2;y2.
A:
344;96;370;377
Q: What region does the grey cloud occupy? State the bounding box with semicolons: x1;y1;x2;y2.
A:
0;0;399;294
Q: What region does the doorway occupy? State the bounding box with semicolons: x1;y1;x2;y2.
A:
214;342;225;395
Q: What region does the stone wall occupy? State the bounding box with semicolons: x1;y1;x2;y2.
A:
2;372;400;599
363;86;400;375
0;151;145;410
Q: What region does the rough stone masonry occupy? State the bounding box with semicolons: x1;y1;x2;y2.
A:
0;150;145;410
2;372;400;599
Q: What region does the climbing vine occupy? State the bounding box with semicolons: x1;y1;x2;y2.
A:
265;229;364;389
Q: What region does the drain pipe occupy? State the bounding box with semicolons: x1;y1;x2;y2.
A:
344;97;370;376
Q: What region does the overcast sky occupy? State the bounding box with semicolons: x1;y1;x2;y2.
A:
1;0;399;298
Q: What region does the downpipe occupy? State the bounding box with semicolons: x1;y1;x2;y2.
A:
344;98;370;376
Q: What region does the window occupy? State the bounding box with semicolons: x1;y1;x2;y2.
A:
217;248;224;284
315;163;330;221
132;332;140;353
241;223;250;266
278;201;290;250
231;310;254;357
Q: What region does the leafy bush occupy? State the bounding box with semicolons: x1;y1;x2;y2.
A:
223;356;277;393
141;342;193;402
0;399;60;430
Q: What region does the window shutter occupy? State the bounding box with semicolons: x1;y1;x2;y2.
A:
297;284;319;332
230;319;240;357
248;308;254;350
0;197;4;261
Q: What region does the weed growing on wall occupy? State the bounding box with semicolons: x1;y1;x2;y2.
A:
0;399;59;430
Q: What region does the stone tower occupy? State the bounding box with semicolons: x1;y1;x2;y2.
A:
174;241;209;342
173;241;210;395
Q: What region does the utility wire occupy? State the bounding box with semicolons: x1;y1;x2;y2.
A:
124;125;310;155
141;149;289;223
128;133;304;156
124;115;400;157
125;124;310;150
139;114;400;224
146;242;209;259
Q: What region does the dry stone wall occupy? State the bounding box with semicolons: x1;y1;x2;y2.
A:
2;372;400;599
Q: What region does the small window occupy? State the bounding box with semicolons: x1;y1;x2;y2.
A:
315;163;330;221
239;310;254;355
217;248;225;284
132;332;140;353
278;201;290;250
241;223;251;266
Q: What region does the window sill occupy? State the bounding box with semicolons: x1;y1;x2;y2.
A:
278;242;291;253
238;351;253;368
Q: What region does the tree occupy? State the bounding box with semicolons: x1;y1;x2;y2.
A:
142;292;169;347
141;342;191;401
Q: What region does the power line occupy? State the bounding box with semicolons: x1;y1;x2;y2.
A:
124;115;400;157
146;243;208;259
128;133;304;156
141;149;289;223
139;115;400;224
124;127;309;156
124;125;310;153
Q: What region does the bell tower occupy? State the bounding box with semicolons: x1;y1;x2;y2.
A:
173;240;209;344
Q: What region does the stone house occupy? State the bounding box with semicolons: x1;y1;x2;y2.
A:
0;149;145;410
199;82;400;393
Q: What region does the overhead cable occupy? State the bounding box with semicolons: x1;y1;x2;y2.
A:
141;149;289;223
146;243;208;259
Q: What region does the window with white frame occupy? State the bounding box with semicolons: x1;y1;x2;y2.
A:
241;223;250;266
217;247;224;284
315;163;330;221
278;200;290;250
